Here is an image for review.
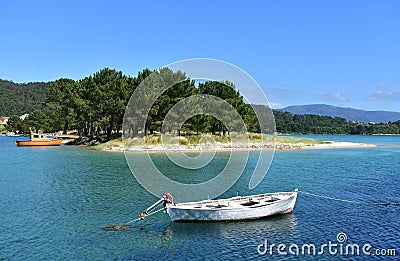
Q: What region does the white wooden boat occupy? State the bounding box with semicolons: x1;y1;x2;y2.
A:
150;189;298;222
166;190;298;222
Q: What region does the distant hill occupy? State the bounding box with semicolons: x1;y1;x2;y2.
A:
0;79;50;116
280;104;400;123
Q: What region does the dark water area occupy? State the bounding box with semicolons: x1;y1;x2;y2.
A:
0;136;399;260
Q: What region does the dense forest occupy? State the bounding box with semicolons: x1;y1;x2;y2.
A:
3;68;258;138
0;80;49;116
274;111;400;135
2;68;400;137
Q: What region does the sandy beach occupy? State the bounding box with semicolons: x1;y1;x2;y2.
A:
100;140;376;152
306;141;376;149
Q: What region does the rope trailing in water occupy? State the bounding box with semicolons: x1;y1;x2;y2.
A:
125;207;165;224
102;207;165;231
300;191;400;207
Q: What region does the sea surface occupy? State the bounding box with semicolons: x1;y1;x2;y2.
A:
0;135;399;260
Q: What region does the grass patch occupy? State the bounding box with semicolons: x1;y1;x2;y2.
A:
145;135;161;145
94;133;325;150
275;136;324;145
93;138;123;150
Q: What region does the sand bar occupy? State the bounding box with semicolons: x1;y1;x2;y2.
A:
100;140;376;152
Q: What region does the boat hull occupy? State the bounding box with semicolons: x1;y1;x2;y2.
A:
167;191;298;222
15;140;62;146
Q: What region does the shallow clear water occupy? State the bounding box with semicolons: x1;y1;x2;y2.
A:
286;133;400;146
0;136;399;260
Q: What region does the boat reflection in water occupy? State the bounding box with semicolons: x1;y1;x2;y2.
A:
132;213;298;260
169;212;298;238
164;213;298;259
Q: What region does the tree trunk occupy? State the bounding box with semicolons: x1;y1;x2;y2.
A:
107;119;114;140
106;127;112;140
63;120;69;135
83;121;88;136
87;122;92;137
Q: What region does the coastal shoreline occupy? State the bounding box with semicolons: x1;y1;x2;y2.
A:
304;141;376;149
100;140;376;153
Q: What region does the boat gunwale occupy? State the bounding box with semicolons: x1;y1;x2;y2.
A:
169;192;297;211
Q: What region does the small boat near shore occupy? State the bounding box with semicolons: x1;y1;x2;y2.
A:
140;189;298;222
15;129;62;147
5;132;21;137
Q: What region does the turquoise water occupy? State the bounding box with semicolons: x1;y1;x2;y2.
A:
0;136;399;260
284;133;400;145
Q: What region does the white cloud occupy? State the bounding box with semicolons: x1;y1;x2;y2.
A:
369;90;399;101
317;92;348;102
269;102;285;109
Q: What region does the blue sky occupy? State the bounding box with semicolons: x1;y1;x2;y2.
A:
1;0;399;112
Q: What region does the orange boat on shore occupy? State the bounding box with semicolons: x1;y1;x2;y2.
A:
15;130;62;146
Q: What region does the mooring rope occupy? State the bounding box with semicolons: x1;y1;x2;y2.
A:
300;191;400;206
124;207;165;225
102;207;166;230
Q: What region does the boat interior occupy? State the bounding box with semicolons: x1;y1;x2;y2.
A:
176;193;289;209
